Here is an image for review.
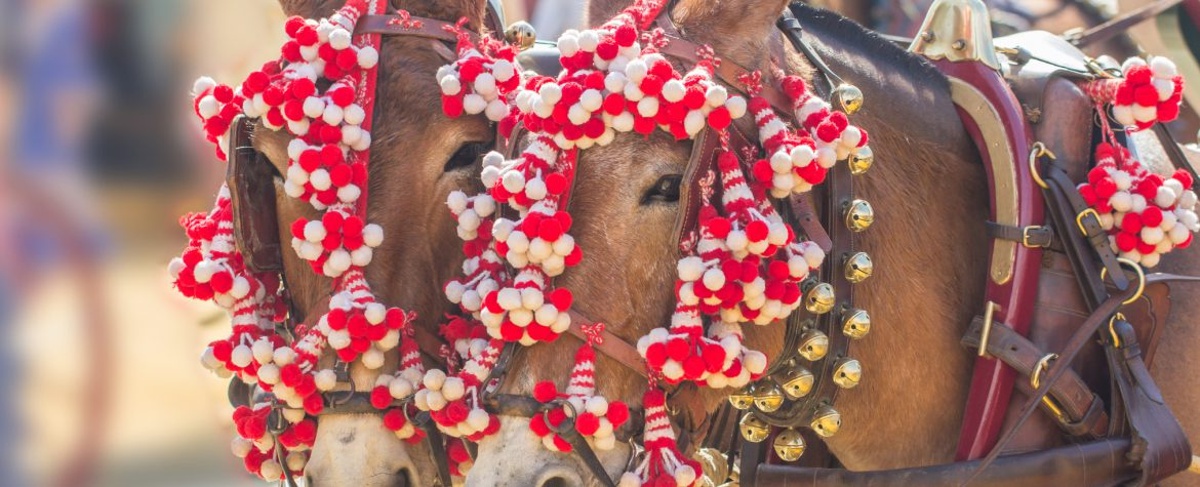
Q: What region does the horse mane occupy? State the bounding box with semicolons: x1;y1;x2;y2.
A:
788;2;949;95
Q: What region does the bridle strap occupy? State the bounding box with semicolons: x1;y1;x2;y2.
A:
653;12;795;116
356;14;474;43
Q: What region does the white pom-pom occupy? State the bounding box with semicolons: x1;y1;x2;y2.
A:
357;47;379;69
362;348;385;369
447;191;470;214
344;104;367;125
467;408;490;431
303;220;327;242
492;59;515;82
441;377;466;401
363;224;384;247
231;345;254;368
303;96;326;119
193;76;218;95
539;83;563;105
662;79;686;103
677;256;705;281
463;93;487;114
423;369;447;390
703;268;726;290
1113;105;1135;127
706;85;729;106
726;96;748;119
1150;56;1178;78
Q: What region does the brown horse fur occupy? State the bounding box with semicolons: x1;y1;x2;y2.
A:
477;1;1200;485
251;1;493;485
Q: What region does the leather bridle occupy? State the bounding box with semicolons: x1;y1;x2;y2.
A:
470;5;865;486
225;2;513;486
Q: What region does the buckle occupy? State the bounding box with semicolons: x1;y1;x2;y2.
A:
1022;225;1051;248
1075;208;1101;236
1030;353;1069;423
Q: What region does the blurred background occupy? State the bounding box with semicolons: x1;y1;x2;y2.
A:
0;0;1146;486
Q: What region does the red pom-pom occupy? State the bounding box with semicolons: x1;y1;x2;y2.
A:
533;381;559;403
682;355;706;378
645;342;668;367
303;393;325;415
746;220;769;242
529;415;551;436
1121;212;1143;234
575;412;600;436
706;217;732;239
1142;206;1164;227
383;409;407;430
707;107;732;130
1116;231;1139;252
606;401;630;425
1134;85;1160;106
549;288;573;310
666;338;691;362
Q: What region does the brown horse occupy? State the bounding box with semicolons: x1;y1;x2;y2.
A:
468;1;1200;485
249;1;493;485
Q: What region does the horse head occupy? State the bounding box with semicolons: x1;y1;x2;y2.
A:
465;0;990;485
249;1;495;485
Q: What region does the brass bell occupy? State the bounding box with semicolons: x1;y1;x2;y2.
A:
777;367;814;400
797;329;829;362
810;405;842;437
804;283;836;315
835;84;864;114
844;252;873;283
849;146;874;175
504;21;537;50
772;428;807;462
728;389;754;410
832;358;863;389
842;308;871;339
844;199;874;232
739;413;770;443
753;383;785;412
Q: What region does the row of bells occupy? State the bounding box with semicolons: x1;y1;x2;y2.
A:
730;90;874;461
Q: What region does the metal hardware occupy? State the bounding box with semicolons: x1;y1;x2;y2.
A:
835;84;864;114
739;413;770;443
804;283;836;314
841;308;871;339
845;199;875;232
728;390;754;410
773;428;807;462
810;405;842;437
1100;258;1147;306
832;358;862;389
844;252;874;283
1030;353;1069;422
1021;225;1049;248
1075;208;1101;236
907;0;1002;70
777;366;815;400
1029;142;1053;190
504;21;537;50
753;383;785;412
849;146;874;175
797;329;830;362
978;301;998;357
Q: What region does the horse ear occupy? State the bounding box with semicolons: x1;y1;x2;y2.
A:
585;0;628;27
672;0;791;66
277;0;344;18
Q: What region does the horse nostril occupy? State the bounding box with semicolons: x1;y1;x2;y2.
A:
540;476;576;487
391;468;412;487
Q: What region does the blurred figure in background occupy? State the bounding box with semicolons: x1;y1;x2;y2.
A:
3;0;102;484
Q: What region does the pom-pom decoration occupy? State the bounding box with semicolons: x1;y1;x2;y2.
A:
1083;56;1184;131
1078;142;1199;267
528;325;632;452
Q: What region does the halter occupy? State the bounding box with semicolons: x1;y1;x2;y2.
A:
459;4;873;485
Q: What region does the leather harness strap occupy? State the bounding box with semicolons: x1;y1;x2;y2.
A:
961;317;1108;438
1070;0;1185;48
966;273;1200;484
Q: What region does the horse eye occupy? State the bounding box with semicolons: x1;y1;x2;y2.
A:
643;175;683;204
444;141;492;172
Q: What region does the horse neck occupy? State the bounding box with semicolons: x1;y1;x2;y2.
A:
775;12;993;468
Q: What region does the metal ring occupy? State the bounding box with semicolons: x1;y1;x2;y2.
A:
1030;353;1059;389
543;399;578;435
1029;142;1052;190
1100;257;1147;305
1108;312;1127;348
